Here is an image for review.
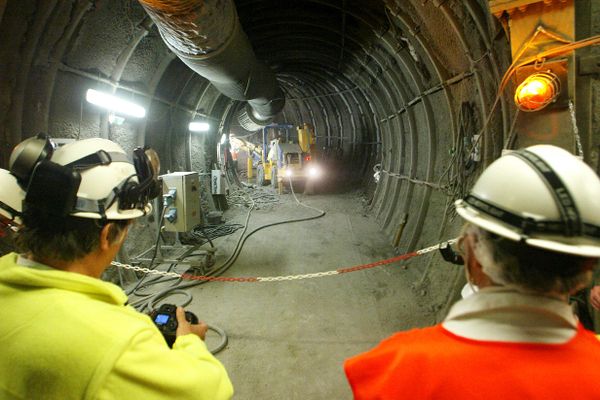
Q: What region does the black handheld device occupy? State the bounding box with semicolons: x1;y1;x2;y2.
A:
150;304;199;347
439;241;465;265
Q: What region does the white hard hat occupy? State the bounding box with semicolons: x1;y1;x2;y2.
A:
50;138;157;220
0;168;24;224
455;145;600;257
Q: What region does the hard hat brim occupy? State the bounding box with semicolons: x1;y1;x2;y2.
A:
455;199;600;258
71;203;152;220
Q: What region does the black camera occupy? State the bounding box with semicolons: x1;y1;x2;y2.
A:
149;304;199;347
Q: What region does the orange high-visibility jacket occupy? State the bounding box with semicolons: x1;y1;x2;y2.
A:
345;324;600;399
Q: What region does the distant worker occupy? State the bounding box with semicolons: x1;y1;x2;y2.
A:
0;136;233;399
231;147;239;172
345;145;600;399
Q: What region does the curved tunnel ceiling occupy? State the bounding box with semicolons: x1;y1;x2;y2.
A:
0;0;512;264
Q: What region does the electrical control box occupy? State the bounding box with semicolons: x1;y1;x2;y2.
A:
211;169;227;195
160;172;201;232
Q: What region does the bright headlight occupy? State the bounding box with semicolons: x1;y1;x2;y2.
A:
308;166;322;178
285;169;293;177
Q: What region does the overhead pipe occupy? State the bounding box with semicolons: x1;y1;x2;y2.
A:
138;0;285;130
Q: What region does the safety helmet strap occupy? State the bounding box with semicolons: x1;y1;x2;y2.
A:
72;176;143;219
64;150;131;171
65;146;158;217
0;200;20;221
463;194;600;239
510;149;582;237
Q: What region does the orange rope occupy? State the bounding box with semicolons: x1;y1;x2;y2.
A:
336;252;418;274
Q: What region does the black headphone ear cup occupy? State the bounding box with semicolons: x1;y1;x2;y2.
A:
133;148;154;181
118;180;140;210
9;134;54;185
24;160;81;217
132;147;161;203
148;180;161;201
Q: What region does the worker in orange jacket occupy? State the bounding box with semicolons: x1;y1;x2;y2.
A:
345;145;600;399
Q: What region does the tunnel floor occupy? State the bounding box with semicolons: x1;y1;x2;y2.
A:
129;190;444;399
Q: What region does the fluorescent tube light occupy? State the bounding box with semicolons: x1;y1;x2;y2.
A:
86;89;146;118
189;122;210;132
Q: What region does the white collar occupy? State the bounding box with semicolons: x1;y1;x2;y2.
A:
443;286;578;344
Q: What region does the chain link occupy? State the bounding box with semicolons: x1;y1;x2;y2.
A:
257;271;340;282
111;237;461;283
110;261;182;279
416;238;458;255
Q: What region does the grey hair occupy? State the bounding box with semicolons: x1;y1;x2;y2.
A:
463;223;593;294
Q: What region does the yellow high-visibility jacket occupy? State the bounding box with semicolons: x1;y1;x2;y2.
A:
0;253;233;400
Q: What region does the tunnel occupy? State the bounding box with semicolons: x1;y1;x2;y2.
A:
1;0;599;398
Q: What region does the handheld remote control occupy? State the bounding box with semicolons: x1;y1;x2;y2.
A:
150;303;199;347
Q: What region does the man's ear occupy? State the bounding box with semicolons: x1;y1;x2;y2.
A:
463;236;479;274
99;223;128;251
464;234;493;287
99;223;113;251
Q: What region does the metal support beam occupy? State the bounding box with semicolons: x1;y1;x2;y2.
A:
58;63;215;120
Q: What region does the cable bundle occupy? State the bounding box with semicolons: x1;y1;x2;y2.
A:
183;223;244;246
226;187;279;209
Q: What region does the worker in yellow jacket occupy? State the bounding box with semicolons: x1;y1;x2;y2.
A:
0;136;233;400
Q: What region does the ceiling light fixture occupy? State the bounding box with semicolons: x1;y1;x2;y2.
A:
85;89;146;118
189;121;210;132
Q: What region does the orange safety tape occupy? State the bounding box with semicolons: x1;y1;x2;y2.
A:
336;251;419;274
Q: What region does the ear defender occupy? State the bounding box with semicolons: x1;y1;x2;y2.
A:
118;147;161;211
24;160;82;217
10;134;82;217
9;133;55;187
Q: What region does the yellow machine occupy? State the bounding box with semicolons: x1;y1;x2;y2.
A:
297;123;315;154
255;123;319;193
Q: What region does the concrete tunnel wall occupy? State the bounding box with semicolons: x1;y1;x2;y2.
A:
1;0;600;318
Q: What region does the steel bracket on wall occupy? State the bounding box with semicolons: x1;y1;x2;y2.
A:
578;55;600;76
489;0;566;17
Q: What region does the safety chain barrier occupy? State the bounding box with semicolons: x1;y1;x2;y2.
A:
111;238;459;283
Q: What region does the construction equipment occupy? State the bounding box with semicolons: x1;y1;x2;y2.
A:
255;123;320;193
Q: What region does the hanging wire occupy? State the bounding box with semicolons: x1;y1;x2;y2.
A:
568;100;584;157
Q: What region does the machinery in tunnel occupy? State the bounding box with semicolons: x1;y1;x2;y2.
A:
270;122;320;194
252;123;319;193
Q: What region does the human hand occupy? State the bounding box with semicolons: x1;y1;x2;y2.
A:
590;286;600;310
175;306;208;340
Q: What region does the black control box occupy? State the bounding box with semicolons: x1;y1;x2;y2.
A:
150;303;199;347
